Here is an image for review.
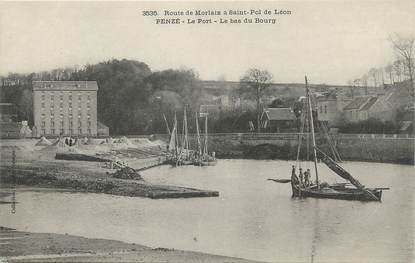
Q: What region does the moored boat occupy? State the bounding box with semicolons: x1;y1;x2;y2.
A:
270;76;388;202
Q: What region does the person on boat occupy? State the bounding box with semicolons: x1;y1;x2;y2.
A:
304;169;311;186
299;168;304;187
291;165;299;186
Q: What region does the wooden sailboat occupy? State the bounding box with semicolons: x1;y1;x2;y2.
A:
166;112;179;166
178;106;193;165
198;113;217;166
288;76;388;201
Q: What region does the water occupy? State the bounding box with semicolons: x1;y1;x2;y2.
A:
1;160;414;262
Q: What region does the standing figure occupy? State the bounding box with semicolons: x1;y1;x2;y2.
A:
304;169;310;186
299;168;304;187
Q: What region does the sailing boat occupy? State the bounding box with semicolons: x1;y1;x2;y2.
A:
198;113;217;166
287;76;388;201
166;112;179;166
178;106;193;165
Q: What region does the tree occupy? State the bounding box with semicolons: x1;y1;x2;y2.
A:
240;68;273;133
384;64;394;84
389;34;414;98
368;67;379;87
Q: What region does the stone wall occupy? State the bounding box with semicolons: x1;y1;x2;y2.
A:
148;133;414;164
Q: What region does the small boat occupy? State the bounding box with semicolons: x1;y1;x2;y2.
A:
278;76;388;202
195;112;217;166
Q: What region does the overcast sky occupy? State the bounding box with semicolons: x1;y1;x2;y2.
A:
0;1;414;84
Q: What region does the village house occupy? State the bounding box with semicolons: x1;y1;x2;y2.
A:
342;96;395;123
343;97;374;122
316;91;351;126
260;107;298;132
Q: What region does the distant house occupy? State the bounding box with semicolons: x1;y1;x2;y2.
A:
316;91;351;126
343;97;374;122
343;96;394;122
260;107;297;132
0;121;32;139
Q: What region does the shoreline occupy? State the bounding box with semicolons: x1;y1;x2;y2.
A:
0;227;258;263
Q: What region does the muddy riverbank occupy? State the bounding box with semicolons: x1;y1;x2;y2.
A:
0;138;219;199
0;227;255;262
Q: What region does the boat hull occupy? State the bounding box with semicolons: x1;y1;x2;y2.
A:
291;183;382;202
197;159;218;166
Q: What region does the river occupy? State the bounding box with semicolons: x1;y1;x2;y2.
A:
0;160;414;262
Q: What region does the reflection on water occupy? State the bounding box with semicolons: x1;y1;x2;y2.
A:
0;160;414;262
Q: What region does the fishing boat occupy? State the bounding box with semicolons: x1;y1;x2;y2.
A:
274;76;388;202
178;106;194;165
165;112;180;166
197;113;217;166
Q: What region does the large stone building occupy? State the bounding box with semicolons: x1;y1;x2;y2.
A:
33;81;98;137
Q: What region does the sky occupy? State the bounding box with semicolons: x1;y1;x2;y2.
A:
0;1;414;85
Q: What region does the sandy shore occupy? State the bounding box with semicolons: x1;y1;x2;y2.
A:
0;227;257;263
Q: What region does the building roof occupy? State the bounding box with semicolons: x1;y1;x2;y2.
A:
360;97;378;111
263;108;296;121
343;97;371;110
33;81;98;91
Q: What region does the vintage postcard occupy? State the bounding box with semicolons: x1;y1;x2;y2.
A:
0;1;414;262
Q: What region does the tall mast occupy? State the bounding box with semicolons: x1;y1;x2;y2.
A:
174;112;178;160
305;76;319;188
203;114;208;156
195;112;202;156
182;106;189;158
162;113;171;136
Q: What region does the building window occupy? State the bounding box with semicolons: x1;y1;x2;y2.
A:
78;95;81;101
324;105;327;114
41;95;45;100
60;129;64;135
60;120;64;127
41;121;45;127
51;95;54;101
88;121;91;127
78;128;82;134
320;106;323;113
87;95;91;100
69;102;72;108
88;129;91;134
69;95;72;100
60;103;63;108
60;95;63;101
51;121;55;127
41;129;45;134
51;129;55;134
41;103;45;108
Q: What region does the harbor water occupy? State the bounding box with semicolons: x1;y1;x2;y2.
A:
0;160;414;262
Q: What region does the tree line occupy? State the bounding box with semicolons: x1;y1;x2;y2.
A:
348;34;414;97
